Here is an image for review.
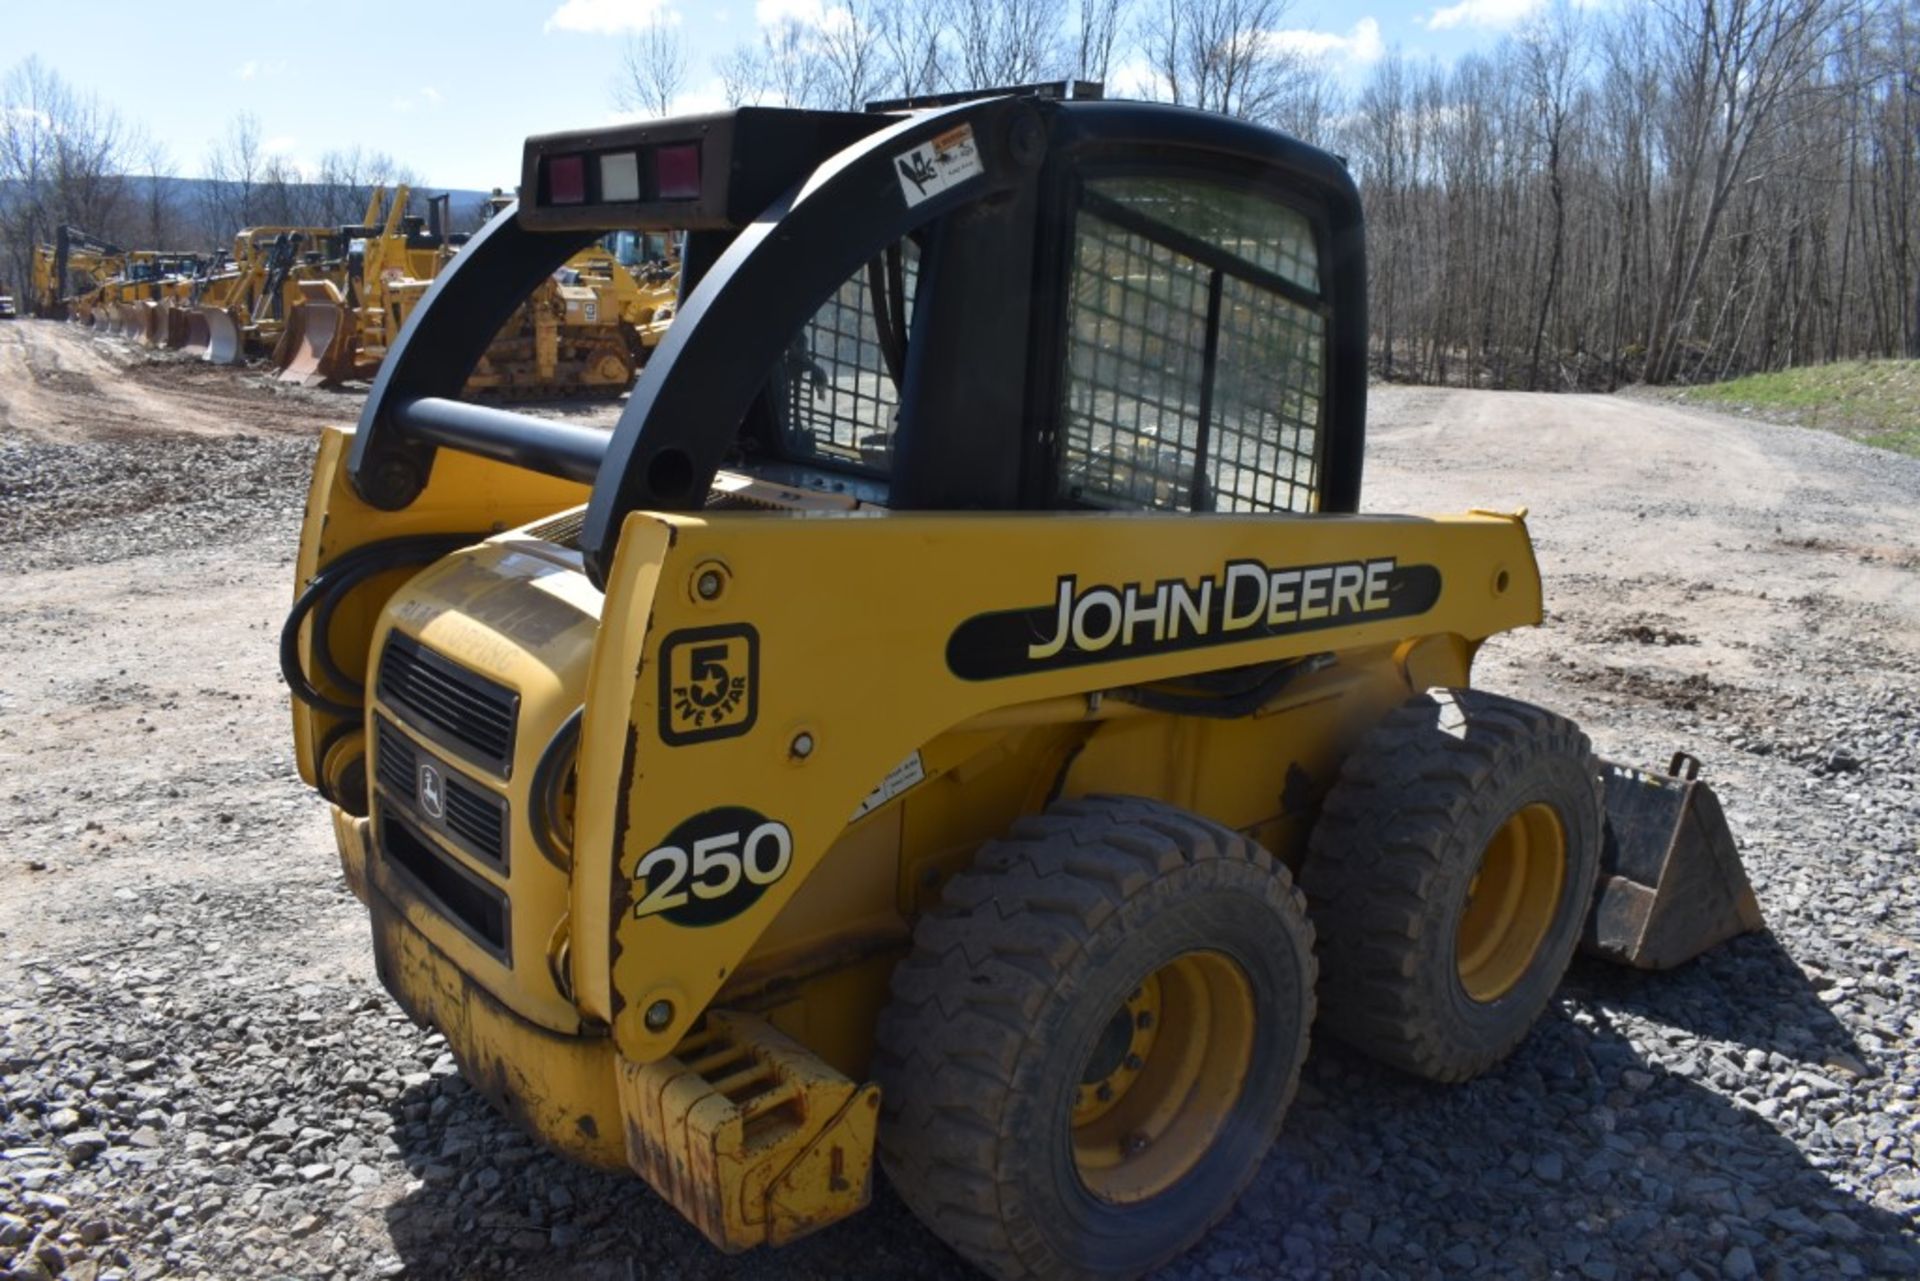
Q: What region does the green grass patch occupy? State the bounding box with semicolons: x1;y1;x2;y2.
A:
1676;359;1920;457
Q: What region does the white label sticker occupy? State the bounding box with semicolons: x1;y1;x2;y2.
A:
894;125;984;207
851;751;927;820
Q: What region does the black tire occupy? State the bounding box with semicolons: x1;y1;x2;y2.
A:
1300;688;1601;1083
873;795;1316;1281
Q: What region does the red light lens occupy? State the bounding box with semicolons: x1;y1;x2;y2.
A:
546;154;586;205
653;144;701;200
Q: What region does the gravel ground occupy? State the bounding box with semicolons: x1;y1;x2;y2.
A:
2;321;1917;1280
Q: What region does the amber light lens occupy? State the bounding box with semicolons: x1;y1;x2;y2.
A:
654;144;701;199
546;154;586;205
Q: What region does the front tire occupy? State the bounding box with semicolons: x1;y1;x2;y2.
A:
873;796;1315;1280
1301;688;1601;1083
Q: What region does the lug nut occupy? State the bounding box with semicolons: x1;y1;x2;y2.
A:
1095;1083;1113;1102
1123;1053;1143;1071
644;999;674;1031
1136;1011;1154;1030
1123;1132;1150;1156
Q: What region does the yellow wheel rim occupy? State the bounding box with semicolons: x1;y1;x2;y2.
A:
1071;951;1255;1204
1456;802;1567;1003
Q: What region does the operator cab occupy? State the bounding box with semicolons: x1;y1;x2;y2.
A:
348;87;1365;587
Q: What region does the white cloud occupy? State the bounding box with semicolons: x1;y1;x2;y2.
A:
1424;0;1540;29
1271;17;1385;65
755;0;823;22
263;135;298;155
392;87;444;113
234;59;287;81
544;0;675;33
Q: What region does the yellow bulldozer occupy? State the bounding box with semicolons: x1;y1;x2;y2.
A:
282;92;1762;1278
188;222;354;364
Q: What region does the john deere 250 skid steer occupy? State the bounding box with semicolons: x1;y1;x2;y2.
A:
284;87;1763;1278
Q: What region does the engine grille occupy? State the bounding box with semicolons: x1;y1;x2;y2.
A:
376;632;519;775
373;717;509;873
380;813;511;961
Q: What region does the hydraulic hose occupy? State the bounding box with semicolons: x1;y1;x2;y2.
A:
529;707;585;871
280;533;483;720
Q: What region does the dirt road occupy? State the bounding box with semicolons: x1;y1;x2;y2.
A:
2;318;1916;1280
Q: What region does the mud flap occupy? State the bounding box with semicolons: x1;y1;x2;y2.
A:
1581;753;1764;970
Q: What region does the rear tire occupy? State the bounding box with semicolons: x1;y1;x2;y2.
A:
873;796;1315;1280
1301;688;1601;1083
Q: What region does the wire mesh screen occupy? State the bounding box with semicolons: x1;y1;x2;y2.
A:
775;244;918;473
1060;180;1324;514
1060;220;1212;508
1210;275;1324;512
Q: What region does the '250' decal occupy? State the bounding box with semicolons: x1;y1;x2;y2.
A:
631;806;793;927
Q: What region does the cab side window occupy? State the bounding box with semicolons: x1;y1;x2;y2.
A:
1059;176;1325;514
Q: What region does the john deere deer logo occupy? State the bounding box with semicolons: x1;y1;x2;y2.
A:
418;762;445;820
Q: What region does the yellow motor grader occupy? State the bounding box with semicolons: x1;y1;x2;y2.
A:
32;226;123;322
275;188;672;397
284;92;1761;1278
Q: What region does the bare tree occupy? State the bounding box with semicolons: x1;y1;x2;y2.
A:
615;17;688;118
876;0;952;96
1517;2;1587;389
816;0;888;110
0;57;133;302
1140;0;1298;121
953;0;1069;87
201;111;268;234
1076;0;1130;83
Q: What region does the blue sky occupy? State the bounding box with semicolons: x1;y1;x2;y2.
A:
9;0;1548;191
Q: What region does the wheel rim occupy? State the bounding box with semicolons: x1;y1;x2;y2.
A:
1071;950;1255;1205
1456;802;1567;1003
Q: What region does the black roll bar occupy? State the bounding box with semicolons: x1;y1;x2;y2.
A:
344;96;1366;591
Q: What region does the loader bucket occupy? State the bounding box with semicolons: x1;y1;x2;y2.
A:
203;309;244;365
1581;753;1764;970
137;301;162;346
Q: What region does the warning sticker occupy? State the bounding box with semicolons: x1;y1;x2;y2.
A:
851;751;927;820
894;125;984;207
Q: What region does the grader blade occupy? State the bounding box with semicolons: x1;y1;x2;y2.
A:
277;283;352;386
1581;753;1763;970
202;308;244;364
183;307;212;356
157;298;190;348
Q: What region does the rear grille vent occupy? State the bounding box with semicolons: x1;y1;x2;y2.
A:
373;718;509;872
525;509;586;547
377;632;519;775
380;813;511;961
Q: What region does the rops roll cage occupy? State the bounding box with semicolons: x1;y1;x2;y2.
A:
346;96;1369;590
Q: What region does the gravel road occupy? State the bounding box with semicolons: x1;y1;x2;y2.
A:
2;319;1916;1281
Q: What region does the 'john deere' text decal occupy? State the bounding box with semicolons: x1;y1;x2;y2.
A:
946;557;1441;681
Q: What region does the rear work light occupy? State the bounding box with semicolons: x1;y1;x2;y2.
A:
600;152;641;203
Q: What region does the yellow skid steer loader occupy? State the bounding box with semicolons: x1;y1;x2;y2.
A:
284;91;1761;1279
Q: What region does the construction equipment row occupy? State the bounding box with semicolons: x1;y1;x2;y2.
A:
27;188;678;399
